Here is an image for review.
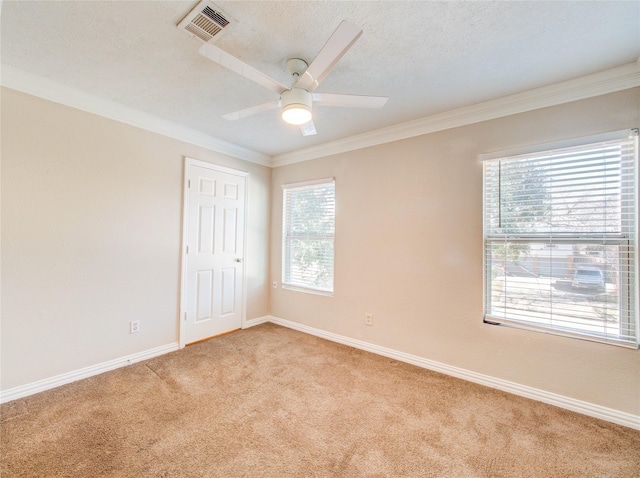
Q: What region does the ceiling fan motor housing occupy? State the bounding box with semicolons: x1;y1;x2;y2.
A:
281;88;313;125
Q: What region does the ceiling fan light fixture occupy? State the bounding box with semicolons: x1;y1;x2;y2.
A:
281;88;312;125
282;104;312;125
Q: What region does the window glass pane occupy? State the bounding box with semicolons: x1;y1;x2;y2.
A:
486;240;633;341
286;238;334;291
282;180;335;294
286;184;335;236
485;141;634;236
483;132;638;347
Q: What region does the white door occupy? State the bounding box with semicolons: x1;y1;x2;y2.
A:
181;159;247;345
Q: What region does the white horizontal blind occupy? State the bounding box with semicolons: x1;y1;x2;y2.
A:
282;179;335;294
483;131;638;347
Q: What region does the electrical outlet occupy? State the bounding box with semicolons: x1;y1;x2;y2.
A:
365;313;373;326
272;280;278;289
130;320;140;334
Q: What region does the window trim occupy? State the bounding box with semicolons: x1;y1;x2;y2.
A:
481;129;639;348
281;177;335;296
478;129;634;162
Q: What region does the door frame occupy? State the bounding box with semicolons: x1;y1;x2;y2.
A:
178;157;250;348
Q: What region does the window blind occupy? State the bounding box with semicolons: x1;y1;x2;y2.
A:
282;178;335;294
483;130;638;347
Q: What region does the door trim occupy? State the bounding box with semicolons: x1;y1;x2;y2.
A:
179;157;250;348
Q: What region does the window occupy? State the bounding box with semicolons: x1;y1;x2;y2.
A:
482;129;638;347
282;178;335;295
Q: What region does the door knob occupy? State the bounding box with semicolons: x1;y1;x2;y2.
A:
234;258;243;263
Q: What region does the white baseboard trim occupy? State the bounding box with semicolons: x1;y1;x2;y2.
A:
242;316;271;329
0;342;179;404
4;319;638;430
266;316;640;430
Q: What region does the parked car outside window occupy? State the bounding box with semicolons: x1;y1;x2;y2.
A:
571;266;605;291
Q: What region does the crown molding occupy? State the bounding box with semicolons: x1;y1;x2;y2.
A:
0;64;271;167
271;61;640;167
4;61;639;169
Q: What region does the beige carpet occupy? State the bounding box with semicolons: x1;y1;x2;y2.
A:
1;323;639;477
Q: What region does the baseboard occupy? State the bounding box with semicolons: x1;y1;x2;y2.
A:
242;316;271;329
266;316;640;430
0;342;179;404
1;316;272;403
4;319;638;430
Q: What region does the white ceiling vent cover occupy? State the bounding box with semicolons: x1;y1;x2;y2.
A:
177;0;236;43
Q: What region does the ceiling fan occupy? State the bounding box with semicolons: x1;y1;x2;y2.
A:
198;21;388;136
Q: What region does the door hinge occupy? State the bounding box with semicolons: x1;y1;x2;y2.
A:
184;312;188;322
186;245;189;254
187;179;191;188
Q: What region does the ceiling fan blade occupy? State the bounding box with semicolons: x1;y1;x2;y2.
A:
300;121;317;136
222;101;280;121
295;21;362;92
312;93;388;108
199;43;287;95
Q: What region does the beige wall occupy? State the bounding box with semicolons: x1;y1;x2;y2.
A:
270;88;640;415
3;84;639;417
1;88;271;390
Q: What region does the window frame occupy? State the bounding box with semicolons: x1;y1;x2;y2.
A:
481;129;639;348
281;177;336;296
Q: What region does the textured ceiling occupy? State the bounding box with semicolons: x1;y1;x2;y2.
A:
2;1;639;158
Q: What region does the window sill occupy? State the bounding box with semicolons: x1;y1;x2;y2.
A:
484;315;639;349
282;284;334;297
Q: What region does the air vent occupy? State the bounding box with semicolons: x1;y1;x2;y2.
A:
177;0;235;43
